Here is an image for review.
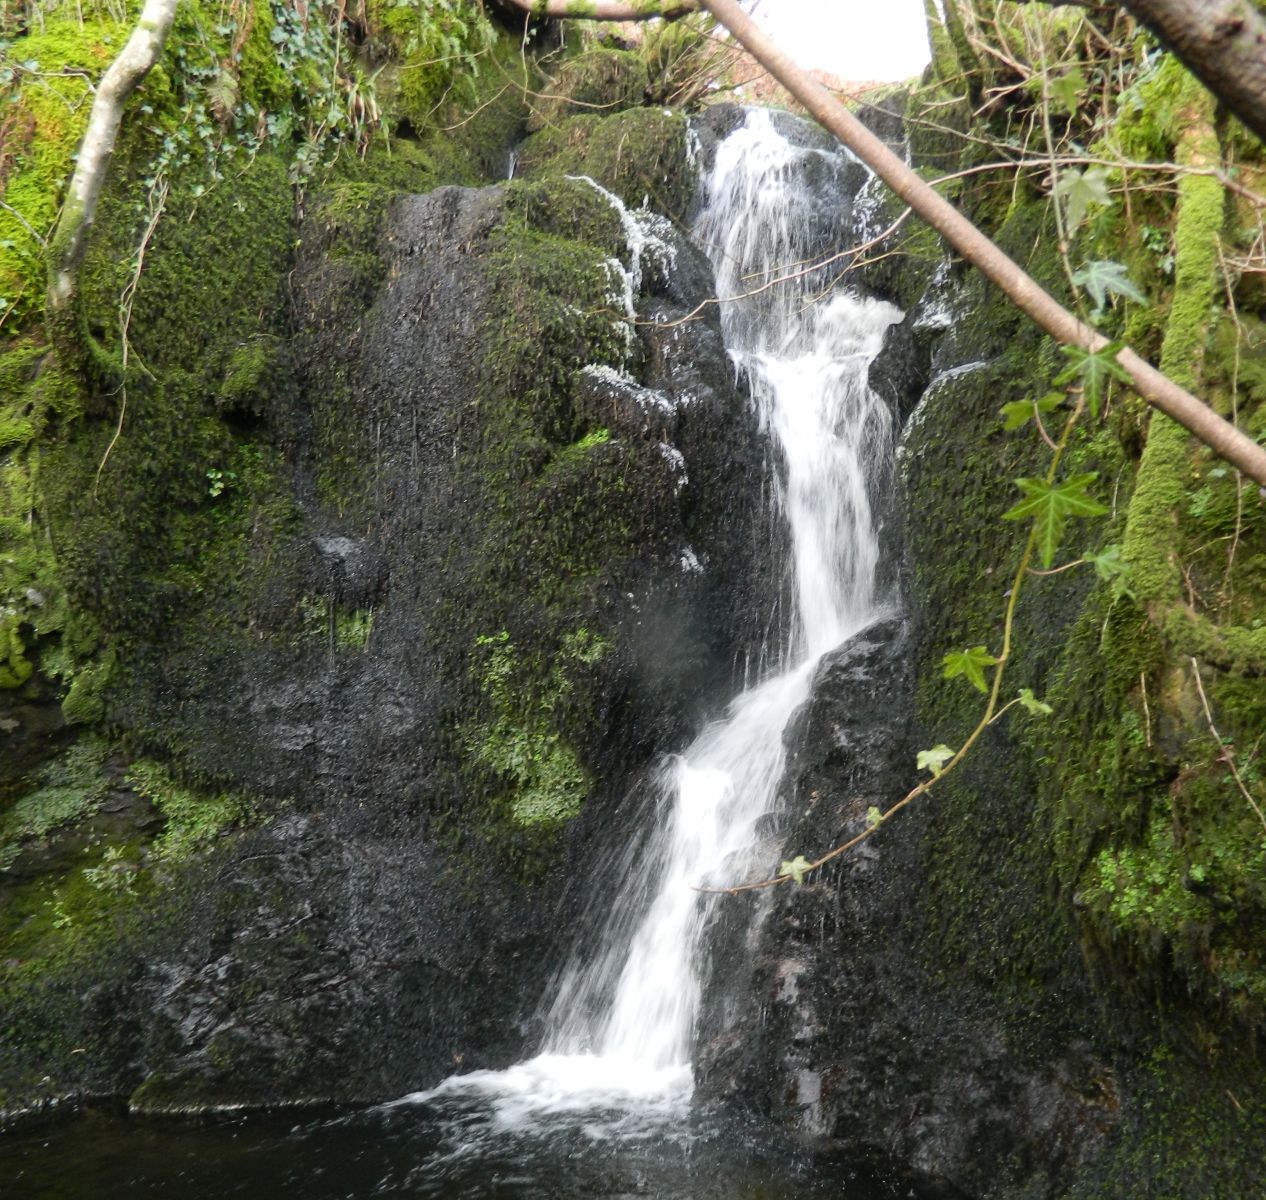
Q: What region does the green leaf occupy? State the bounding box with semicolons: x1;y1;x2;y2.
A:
943;646;999;693
1017;687;1053;716
1084;542;1135;600
1054;166;1111;234
917;745;956;776
779;855;812;885
1071;260;1147;312
866;806;883;828
1047;67;1087;116
1085;542;1124;582
1001;392;1063;432
1054;342;1131;418
1002;473;1109;567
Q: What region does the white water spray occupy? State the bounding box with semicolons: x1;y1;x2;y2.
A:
406;109;901;1125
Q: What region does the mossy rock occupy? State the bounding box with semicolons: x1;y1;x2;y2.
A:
503;177;627;266
60;648;116;726
0;611;33;690
525;47;649;132
515;107;694;219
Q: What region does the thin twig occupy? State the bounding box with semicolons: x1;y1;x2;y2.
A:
1140;672;1152;748
1027;557;1085;577
1189;657;1266;839
646;209;913;331
95;176;167;495
0;198;48;246
697;400;1086;894
1032;401;1058;450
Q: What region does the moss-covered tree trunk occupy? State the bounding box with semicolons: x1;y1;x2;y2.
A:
46;0;176;353
1123;72;1266;674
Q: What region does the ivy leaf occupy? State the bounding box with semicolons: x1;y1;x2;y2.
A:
1017;687;1054;716
1002;473;1109;567
866;806;883;828
1054;341;1131;418
943;646;999;693
1085;542;1125;582
1054;166;1112;234
1084;542;1135;599
1047;67;1087;116
779;855;812;885
1070;260;1147;312
1001;392;1063;432
917;745;956;776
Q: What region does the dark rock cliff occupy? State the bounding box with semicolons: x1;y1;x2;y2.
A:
0;95;779;1114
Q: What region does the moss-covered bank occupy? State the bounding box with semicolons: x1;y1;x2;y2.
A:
846;7;1266;1193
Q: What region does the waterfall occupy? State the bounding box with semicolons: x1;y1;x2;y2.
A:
406;109;901;1124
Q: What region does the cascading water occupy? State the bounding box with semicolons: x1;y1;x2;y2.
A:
0;106;918;1200
408;108;902;1126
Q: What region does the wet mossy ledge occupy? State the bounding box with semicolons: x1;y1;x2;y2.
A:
0;0;773;1117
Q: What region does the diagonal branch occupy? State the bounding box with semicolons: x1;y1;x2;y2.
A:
498;0;700;20
697;0;1266;488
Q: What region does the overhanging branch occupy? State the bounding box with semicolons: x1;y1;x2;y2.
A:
1035;0;1266;144
698;0;1266;487
499;0;700;20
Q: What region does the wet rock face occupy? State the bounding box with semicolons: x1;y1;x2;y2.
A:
4;156;779;1110
694;617;1117;1199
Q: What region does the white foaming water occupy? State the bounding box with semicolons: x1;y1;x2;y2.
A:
402;109;901;1128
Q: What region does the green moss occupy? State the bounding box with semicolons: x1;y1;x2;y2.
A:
385;0;496;134
478;221;632;439
922;0;961;85
126;759;250;861
0;349;82;694
1114;54;1192;167
1084;804;1205;929
557;426;611;461
503;176;627;248
526;47;649;132
515;107;694;219
463;629;610;829
59;646;116;725
217;335;286;419
939;0;981;89
1207;313;1266;414
295;595;375;652
0;610;32;689
0;738;111;869
0;842;143;967
1122;75;1222;609
1070;1046;1266;1198
0;17;123;328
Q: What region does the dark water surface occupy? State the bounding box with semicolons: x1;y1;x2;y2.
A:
0;1098;924;1199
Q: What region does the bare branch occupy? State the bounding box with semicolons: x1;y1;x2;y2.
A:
698;0;1266;487
498;0;699;20
1117;0;1266;145
47;0;178;322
